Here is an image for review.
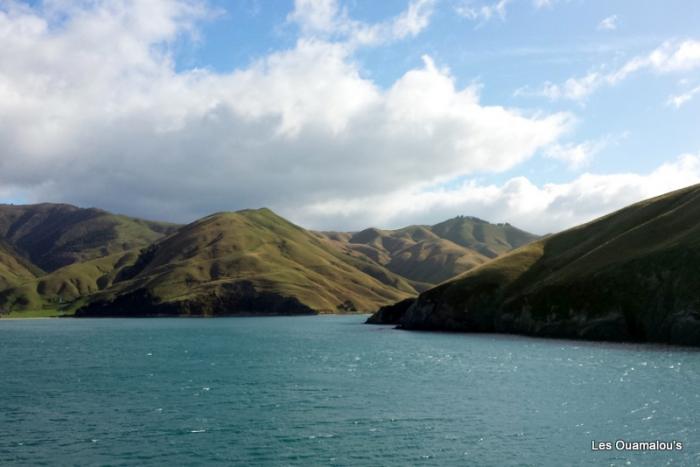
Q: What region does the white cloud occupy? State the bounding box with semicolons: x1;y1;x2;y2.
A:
287;0;339;34
296;153;700;233
392;0;436;38
516;72;602;101
287;0;435;46
0;0;570;226
455;0;510;22
519;39;700;102
533;0;571;10
653;39;700;72
532;0;552;7
598;14;617;31
457;0;570;22
667;85;700;108
543;138;608;169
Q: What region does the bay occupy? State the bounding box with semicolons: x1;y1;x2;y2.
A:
1;315;698;466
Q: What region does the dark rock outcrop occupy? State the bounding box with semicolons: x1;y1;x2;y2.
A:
394;249;700;346
366;298;415;324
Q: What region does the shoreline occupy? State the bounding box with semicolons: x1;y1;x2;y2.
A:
0;312;373;320
0;316;57;320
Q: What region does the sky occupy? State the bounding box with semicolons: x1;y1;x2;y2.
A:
0;0;699;234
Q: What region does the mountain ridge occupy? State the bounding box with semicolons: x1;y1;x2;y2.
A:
75;208;416;316
317;216;538;286
0;203;537;317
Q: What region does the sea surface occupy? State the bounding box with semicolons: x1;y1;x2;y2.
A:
1;315;698;466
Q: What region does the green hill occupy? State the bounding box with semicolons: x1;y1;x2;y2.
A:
76;208;414;316
368;184;700;347
0;239;40;292
0;203;535;317
430;216;538;258
0;203;178;271
319;217;537;287
0;250;139;313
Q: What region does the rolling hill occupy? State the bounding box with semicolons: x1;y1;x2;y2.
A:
0;203;178;271
0;203;536;317
0;239;40;291
76;208;415;316
430;216;538;258
0;250;140;312
319;217;537;287
368;184;700;347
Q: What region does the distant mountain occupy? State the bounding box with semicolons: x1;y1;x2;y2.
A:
76;209;414;316
430;216;538;258
368;184;700;347
0;203;178;272
319;217;537;288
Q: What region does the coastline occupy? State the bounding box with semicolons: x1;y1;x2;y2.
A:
0;311;374;320
0;316;57;320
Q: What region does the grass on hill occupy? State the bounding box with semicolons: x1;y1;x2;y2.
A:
0;250;139;313
0;203;178;272
318;216;537;287
84;208;414;314
396;183;700;346
0;239;41;290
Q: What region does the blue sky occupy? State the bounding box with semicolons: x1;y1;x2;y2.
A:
1;0;699;233
184;0;700;182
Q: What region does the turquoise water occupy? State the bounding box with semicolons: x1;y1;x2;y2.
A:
1;316;698;466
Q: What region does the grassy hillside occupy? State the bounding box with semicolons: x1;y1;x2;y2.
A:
77;209;414;316
0;203;178;271
430;216;538;258
0;203;535;318
0;250;139;313
319;217;537;287
0;239;40;291
371;184;700;346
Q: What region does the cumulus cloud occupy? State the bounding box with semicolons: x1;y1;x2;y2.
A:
0;0;570;226
296;153;700;233
597;15;617;31
518;39;700;101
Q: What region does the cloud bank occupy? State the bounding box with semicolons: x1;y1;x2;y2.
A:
0;0;572;227
0;0;698;235
297;153;700;234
